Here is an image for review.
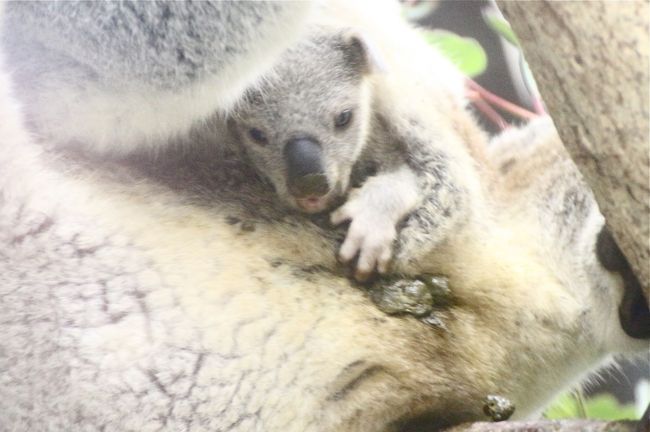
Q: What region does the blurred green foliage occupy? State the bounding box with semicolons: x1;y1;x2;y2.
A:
545;393;638;421
421;30;487;77
482;13;520;47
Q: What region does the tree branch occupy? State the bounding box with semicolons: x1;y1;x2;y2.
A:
445;419;640;432
496;0;650;300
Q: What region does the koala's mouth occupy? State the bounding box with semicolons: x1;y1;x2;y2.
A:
296;195;331;213
286;170;336;214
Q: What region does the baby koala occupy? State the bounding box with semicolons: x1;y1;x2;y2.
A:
228;29;465;281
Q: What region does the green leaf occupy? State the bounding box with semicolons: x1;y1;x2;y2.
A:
583;394;638;420
483;14;520;47
422;30;487;78
545;393;581;419
545;393;639;421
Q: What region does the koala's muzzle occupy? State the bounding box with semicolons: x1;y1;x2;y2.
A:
284;137;329;198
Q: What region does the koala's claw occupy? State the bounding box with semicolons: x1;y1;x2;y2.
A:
356;239;392;275
377;248;392;273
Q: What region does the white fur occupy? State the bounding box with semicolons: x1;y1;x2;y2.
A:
332;165;420;277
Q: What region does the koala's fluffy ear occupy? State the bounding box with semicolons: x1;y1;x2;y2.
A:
341;31;387;75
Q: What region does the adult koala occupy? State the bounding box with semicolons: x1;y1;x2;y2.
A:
0;1;647;432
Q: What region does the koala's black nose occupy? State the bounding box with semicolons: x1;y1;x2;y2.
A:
284;137;329;197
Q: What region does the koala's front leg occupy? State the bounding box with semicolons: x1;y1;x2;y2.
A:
331;165;420;281
393;133;468;273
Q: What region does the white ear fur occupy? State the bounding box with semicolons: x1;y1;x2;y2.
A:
343;30;388;75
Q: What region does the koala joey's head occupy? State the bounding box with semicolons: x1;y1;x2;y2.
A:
229;30;382;213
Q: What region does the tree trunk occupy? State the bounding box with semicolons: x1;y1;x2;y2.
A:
496;0;650;300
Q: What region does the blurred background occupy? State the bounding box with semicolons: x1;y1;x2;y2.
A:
399;0;649;421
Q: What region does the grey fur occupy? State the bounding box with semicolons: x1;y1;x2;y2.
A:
229;31;372;213
4;2;287;89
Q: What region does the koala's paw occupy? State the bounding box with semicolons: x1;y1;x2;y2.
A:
331;200;397;281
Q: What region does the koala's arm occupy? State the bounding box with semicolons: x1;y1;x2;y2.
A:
0;2;313;155
333;120;474;278
320;0;481;273
331;85;482;279
331;165;421;280
399;132;474;271
379;105;479;274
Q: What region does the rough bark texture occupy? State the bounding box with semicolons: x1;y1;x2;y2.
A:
445;419;641;432
497;0;650;300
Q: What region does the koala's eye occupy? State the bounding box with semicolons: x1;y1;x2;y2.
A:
334;109;353;129
248;128;268;146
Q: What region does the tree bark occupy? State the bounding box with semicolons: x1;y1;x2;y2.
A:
496;0;650;300
444;419;639;432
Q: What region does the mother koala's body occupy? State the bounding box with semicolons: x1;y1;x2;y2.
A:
0;1;646;431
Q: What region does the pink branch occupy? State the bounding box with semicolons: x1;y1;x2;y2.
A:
467;91;510;131
466;78;540;121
